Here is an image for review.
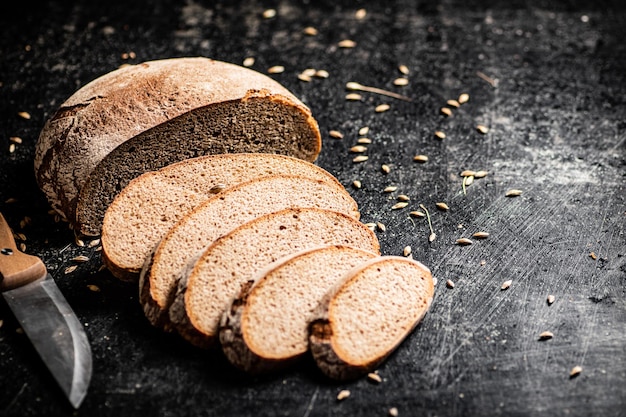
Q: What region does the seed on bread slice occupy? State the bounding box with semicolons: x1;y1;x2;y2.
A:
34;57;321;236
102;153;342;281
309;256;434;380
219;245;379;374
140;175;361;331
168;208;381;348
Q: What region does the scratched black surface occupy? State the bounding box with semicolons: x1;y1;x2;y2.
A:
0;0;625;416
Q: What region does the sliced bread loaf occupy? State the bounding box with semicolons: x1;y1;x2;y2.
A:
102;153;343;281
219;245;379;374
168;208;380;348
309;256;434;380
139;175;361;330
34;57;321;235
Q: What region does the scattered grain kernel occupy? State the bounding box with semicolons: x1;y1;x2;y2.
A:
570;366;582;378
403;246;412;257
357;137;372;144
472;232;489;239
88;239;101;247
346;93;362;101
447;99;460;108
375;104;390;113
301;68;316;77
441;107;453;117
538;331;554;340
353;155;369;163
19;243;26;252
383;186;398;193
436;202;449;211
460;170;476;177
72;255;90;263
397;194;410;202
391;202;408;210
303;26;318;36
464;175;475;186
434;131;446;139
208;184;226;194
410;211;425;218
337;390;350;400
353;180;362;189
480;260;487;266
338;39;356;48
298;73;312;82
398;65;409;75
381;164;391;174
429;232;437;242
413;154;428;163
393;78;409;86
315;69;329;78
476;125;489;134
501;280;512;290
446;279;455;288
267;65;285;74
10;137;22;144
547;295;556;305
456;238;473;246
5;197;18;204
458;93;470;104
505;189;523;197
377;222;386;232
389;407;399;417
367;372;382;383
329;130;344;139
87;284;100;292
262;8;276;18
350;145;367;153
64;265;78;274
243;57;255;67
474;170;488;178
355;8;367;19
18;111;31;120
9;144;16;153
589;252;597;260
358;126;369;135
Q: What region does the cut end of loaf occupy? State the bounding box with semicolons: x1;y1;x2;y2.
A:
309;256;434;380
76;95;321;236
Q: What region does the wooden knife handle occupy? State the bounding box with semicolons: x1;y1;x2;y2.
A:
0;213;47;291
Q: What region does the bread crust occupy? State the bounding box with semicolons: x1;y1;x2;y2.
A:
308;256;434;380
34;57;321;234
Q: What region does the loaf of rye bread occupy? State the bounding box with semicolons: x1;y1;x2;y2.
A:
168;208;380;349
308;256;434;380
139;175;361;330
102;153;341;281
219;245;379;374
34;57;321;236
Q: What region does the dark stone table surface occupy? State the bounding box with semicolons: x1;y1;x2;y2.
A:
1;0;624;416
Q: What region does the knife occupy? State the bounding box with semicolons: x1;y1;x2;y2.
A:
0;213;92;408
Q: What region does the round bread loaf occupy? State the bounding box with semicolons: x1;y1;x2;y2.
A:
34;57;322;236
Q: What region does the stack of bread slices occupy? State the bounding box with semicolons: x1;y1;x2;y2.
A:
35;57;434;380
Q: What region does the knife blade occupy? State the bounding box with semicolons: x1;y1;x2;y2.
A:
0;213;92;408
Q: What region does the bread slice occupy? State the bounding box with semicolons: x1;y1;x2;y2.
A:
139;175;361;330
34;57;321;235
219;245;379;374
168;208;380;348
309;256;434;380
101;153;343;281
